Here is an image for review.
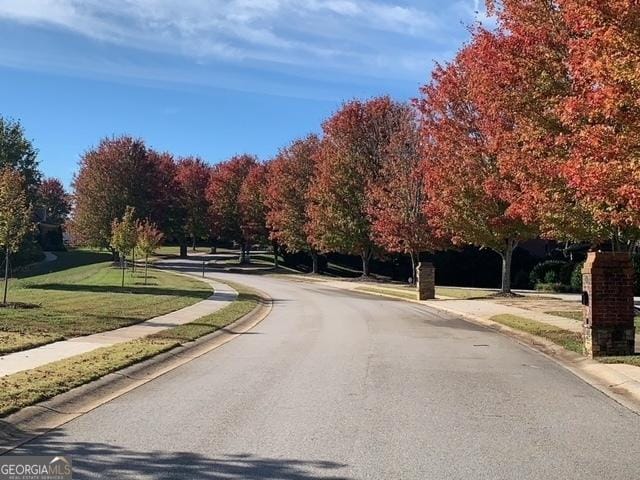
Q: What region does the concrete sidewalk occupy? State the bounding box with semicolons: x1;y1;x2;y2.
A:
0;277;237;378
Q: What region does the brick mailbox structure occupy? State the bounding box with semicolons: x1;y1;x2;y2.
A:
582;252;636;357
417;262;435;300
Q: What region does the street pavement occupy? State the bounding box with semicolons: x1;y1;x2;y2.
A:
10;262;640;479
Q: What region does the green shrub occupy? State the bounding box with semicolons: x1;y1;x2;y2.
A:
544;270;558;283
6;238;45;269
569;257;640;294
535;282;574;293
530;260;571;286
571;261;585;292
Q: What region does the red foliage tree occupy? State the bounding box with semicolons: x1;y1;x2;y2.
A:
238;163;268;263
419;41;537;294
366;104;443;278
37;178;70;224
476;1;602;245
72;136;169;252
146;150;186;255
175;157;211;252
559;0;640;249
481;0;640;249
265;135;321;273
307;97;410;276
207;154;257;251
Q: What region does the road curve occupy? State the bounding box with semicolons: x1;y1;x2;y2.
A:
12;263;640;479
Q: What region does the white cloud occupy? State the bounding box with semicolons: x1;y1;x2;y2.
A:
0;0;481;92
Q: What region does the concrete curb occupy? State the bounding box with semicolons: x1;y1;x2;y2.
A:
0;284;273;454
318;281;640;415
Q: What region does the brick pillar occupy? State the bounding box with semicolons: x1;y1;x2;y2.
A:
417;262;435;300
582;252;636;357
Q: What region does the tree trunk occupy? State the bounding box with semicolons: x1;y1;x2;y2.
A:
121;255;126;288
244;243;251;264
192;235;197;252
144;255;149;285
272;241;279;269
409;251;417;284
131;250;135;273
179;241;188;258
3;248;9;305
499;239;517;294
361;250;371;277
210;238;217;254
311;251;319;275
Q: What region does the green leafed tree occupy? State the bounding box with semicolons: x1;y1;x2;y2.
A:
0;168;34;304
110;206;138;288
136;219;164;285
0;116;41;200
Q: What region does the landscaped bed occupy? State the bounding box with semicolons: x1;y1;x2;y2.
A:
0;251;212;354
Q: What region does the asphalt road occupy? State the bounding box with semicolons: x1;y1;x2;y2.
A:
12;263;640;479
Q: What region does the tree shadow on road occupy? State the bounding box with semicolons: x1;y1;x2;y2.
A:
29;284;212;299
10;430;352;479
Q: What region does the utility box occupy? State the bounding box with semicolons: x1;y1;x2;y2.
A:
582;252;636;357
417;262;435;300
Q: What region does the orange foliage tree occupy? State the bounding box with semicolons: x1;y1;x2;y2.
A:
265;135;322;272
307;97;412;276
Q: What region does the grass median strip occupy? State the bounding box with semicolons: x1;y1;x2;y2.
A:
490;314;584;354
598;356;640;367
0;280;260;417
491;314;640;369
436;287;495;299
355;286;418;300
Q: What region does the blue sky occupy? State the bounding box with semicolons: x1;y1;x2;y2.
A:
0;0;487;189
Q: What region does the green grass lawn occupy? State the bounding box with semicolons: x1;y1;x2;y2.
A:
349;284;498;301
490;314;584;354
16;249;112;278
491;314;640;367
0;254;212;354
356;285;418;300
0;279;259;417
599;355;640;367
545;310;582;321
435;287;496;299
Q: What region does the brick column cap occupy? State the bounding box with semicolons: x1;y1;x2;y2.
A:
582;251;633;275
